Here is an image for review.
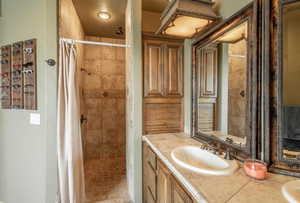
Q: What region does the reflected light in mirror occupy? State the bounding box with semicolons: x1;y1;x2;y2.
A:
164;15;211;38
217;21;248;43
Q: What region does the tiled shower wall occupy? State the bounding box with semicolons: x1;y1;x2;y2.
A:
81;36;126;201
228;39;247;138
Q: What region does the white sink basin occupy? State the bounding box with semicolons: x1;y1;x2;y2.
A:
171;146;239;175
282;180;300;203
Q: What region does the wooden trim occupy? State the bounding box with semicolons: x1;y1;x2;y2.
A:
144;97;182;104
142;32;184;42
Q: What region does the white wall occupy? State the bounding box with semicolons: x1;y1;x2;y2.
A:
0;0;57;203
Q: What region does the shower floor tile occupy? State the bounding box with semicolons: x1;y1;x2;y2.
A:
85;160;129;202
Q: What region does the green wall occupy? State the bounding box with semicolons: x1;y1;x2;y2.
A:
217;0;253;18
0;0;57;203
125;0;143;202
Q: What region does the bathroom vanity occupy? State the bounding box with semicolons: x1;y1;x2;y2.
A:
143;133;298;203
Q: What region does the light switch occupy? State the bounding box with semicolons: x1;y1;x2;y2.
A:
30;113;40;125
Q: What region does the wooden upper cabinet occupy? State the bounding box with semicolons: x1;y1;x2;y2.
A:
144;40;164;97
164;44;183;97
144;39;183;98
198;45;218;98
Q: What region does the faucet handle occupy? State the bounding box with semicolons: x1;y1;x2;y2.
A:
200;144;209;150
224;149;233;160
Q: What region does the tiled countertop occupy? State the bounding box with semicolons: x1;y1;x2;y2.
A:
143;133;299;203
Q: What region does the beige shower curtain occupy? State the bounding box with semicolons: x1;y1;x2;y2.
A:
57;40;85;203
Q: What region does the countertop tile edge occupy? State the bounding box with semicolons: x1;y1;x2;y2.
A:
143;136;208;203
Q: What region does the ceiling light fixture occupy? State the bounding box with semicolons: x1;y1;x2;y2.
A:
98;11;111;20
156;0;220;38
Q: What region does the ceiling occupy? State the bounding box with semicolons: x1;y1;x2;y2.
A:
143;0;169;13
73;0;169;38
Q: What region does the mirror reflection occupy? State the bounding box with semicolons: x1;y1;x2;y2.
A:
282;1;300;161
197;21;249;148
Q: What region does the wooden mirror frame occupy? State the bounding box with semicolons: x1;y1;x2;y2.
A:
266;0;300;177
191;3;258;159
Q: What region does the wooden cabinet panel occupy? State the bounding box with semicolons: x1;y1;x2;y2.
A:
144;40;164;97
198;45;218;98
157;160;171;203
198;102;216;132
145;187;156;203
164;44;183;97
171;177;193;203
145;144;157;170
143;39;184;134
197;45;218;132
143;143;157;203
144;98;183;134
146;162;157;201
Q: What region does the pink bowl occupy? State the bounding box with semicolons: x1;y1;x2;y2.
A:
243;160;267;180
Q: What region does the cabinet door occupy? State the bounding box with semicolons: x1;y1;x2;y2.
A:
171;176;193;203
198;45;218;98
144;40;164;97
164;44;183;97
143;143;157;203
157;160;171;203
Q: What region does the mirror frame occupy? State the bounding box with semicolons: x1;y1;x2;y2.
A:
267;0;300;177
191;3;258;159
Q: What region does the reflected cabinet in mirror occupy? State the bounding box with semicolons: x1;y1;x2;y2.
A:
192;3;257;157
270;0;300;176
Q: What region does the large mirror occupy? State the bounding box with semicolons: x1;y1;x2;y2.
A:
281;0;300;162
192;4;256;156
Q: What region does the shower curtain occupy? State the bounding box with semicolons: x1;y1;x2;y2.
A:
57;40;85;203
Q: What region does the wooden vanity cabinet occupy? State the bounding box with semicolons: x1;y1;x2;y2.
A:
143;142;195;203
143;39;184;135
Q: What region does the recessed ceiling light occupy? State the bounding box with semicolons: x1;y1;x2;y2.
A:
98;11;111;20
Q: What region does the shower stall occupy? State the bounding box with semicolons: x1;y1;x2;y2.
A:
58;36;128;203
80;37;128;202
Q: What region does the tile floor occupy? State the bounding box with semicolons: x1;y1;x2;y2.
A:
85;174;129;203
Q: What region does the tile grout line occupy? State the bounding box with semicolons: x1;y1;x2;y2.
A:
224;180;251;203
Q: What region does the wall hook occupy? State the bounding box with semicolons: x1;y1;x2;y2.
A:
45;59;56;67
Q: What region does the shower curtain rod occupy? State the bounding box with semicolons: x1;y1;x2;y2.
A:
60;38;128;48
